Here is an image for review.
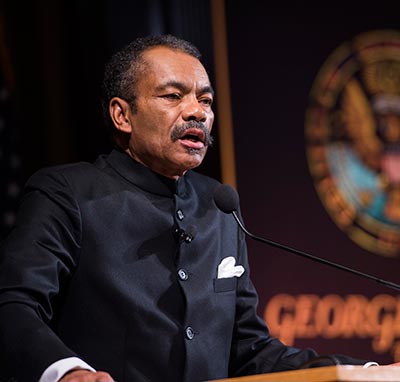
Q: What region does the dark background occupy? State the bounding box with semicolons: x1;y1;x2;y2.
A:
2;0;400;365
0;0;218;179
227;3;400;363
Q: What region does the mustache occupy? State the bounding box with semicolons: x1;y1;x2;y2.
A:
171;121;214;147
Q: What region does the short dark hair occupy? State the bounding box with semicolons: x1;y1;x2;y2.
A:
101;34;202;133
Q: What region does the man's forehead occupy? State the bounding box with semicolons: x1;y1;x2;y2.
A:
139;47;212;89
141;47;206;73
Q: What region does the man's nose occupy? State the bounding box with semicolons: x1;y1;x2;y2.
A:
182;99;207;122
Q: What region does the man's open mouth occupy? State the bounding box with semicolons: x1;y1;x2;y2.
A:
178;128;206;150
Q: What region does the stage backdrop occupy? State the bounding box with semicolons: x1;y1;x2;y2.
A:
2;0;400;366
226;4;400;364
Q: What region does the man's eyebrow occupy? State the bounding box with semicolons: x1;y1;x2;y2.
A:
201;85;215;97
156;81;214;97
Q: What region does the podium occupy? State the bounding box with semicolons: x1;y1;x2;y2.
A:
209;365;400;382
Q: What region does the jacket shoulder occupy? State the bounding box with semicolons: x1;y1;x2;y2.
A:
24;155;114;199
26;161;97;186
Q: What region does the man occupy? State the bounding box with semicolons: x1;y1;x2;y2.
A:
0;35;376;382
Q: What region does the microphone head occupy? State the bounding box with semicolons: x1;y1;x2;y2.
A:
213;184;240;214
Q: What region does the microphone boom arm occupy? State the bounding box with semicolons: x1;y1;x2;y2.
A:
232;210;400;292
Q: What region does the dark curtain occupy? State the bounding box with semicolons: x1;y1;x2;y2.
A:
0;0;220;238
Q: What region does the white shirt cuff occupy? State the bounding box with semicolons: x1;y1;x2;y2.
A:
363;361;379;368
39;357;96;382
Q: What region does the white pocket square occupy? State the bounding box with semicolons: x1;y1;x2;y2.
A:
217;256;245;279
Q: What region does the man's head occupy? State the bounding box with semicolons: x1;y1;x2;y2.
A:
102;35;214;179
102;35;202;125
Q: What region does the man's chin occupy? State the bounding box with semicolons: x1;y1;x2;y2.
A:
184;152;205;168
172;158;203;177
164;149;207;176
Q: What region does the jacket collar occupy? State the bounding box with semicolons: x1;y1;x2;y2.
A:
104;149;188;198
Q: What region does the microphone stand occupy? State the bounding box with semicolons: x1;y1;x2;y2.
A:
231;210;400;292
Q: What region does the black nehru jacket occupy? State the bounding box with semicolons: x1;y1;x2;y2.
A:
0;149;368;382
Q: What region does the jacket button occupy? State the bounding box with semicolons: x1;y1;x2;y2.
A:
185;326;194;340
176;209;184;220
178;269;188;281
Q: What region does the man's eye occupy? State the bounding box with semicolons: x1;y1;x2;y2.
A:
200;98;213;106
162;93;181;100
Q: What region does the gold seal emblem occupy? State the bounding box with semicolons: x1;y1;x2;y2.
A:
305;30;400;257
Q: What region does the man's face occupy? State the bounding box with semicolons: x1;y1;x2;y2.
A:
123;46;214;179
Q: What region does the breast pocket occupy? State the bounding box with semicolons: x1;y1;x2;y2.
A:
214;277;237;293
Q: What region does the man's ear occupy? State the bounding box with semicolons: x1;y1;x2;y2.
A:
109;97;132;133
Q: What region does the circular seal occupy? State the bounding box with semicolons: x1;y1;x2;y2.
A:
305;30;400;257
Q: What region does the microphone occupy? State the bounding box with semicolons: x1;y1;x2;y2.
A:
213;184;400;292
174;225;197;243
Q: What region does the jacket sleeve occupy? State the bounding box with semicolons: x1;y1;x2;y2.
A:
0;168;81;382
228;217;368;377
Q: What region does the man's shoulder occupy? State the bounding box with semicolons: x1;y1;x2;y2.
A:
25;154;111;191
28;160;99;182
